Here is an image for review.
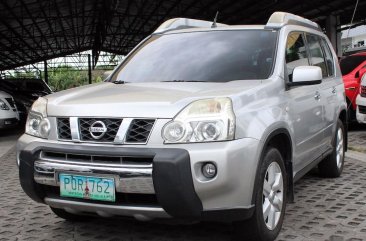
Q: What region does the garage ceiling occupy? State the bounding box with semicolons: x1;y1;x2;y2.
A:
1;0;365;71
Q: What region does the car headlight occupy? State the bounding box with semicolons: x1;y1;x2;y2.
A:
0;99;10;110
25;97;50;138
162;98;235;143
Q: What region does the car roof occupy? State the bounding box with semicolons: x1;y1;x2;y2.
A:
350;52;366;57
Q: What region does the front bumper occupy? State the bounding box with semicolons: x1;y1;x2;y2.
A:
17;134;260;222
356;95;366;124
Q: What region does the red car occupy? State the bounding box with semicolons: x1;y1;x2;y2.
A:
340;52;366;121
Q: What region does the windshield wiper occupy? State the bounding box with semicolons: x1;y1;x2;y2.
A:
112;80;129;84
161;80;206;82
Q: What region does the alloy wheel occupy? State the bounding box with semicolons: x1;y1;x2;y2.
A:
262;162;284;230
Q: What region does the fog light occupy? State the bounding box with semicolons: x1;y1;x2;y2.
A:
202;162;217;178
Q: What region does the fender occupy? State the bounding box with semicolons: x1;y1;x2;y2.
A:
251;128;294;204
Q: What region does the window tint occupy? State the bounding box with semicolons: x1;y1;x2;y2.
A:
306;34;327;77
285;32;309;81
111;30;278;83
340;55;366;75
321;38;335;76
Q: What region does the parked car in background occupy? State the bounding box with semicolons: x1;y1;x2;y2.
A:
0;91;19;129
356;73;366;123
339;52;366;121
17;12;347;241
0;78;52;121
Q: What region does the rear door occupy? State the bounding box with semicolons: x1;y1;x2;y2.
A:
305;34;336;153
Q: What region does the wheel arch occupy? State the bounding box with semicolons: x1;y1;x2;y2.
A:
251;128;294;204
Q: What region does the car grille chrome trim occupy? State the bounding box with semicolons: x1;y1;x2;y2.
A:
56;117;156;144
114;118;133;144
34;158;155;194
69;117;80;141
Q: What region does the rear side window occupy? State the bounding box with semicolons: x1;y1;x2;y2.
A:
285;32;309;81
306;34;328;78
340;55;366;75
321;39;335;76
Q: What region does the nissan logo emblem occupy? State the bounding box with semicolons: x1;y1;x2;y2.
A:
89;121;107;139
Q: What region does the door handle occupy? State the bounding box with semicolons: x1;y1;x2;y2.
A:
332;87;336;94
314;91;321;100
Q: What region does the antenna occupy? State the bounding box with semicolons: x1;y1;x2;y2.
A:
211;11;219;28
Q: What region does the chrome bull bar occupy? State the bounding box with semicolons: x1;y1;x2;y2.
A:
34;160;155;194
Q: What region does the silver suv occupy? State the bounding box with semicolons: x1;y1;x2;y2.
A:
17;12;347;241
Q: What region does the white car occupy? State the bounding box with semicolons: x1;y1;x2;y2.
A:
356;74;366;123
0;91;19;129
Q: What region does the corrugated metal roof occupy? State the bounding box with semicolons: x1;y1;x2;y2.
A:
1;0;365;71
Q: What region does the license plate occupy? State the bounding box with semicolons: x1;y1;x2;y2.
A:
59;174;115;202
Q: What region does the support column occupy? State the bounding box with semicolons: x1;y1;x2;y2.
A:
44;60;48;84
326;15;342;57
88;54;92;85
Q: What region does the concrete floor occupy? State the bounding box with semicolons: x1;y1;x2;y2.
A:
0;123;365;241
0;127;23;157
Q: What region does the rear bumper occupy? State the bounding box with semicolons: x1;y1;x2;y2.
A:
17;135;258;222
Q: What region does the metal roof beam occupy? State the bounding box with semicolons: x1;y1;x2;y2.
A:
0;1;45;58
19;0;55;55
0;47;91;71
114;0;147;51
36;0;62;50
53;0;72;49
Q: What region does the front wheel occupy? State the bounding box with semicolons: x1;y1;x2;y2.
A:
318;119;345;178
233;147;287;241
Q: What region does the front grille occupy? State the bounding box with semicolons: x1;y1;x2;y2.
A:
79;118;122;142
5;98;15;108
56;117;155;144
41;151;153;165
359;105;366;114
57;118;72;140
125;119;155;143
361;86;366;97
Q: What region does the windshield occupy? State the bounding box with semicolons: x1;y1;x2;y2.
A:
340;55;366;75
110;30;278;83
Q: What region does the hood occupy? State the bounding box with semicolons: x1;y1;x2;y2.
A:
46;81;262;118
0;91;12;99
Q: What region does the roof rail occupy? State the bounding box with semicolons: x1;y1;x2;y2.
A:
265;12;320;30
153;18;227;34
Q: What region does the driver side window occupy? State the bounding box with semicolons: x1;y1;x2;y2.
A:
285;32;310;81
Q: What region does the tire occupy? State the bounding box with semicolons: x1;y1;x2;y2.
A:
233;147;287;241
346;99;355;122
318;119;345;178
50;207;89;222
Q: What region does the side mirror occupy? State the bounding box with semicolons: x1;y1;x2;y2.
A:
288;66;322;87
103;70;113;81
